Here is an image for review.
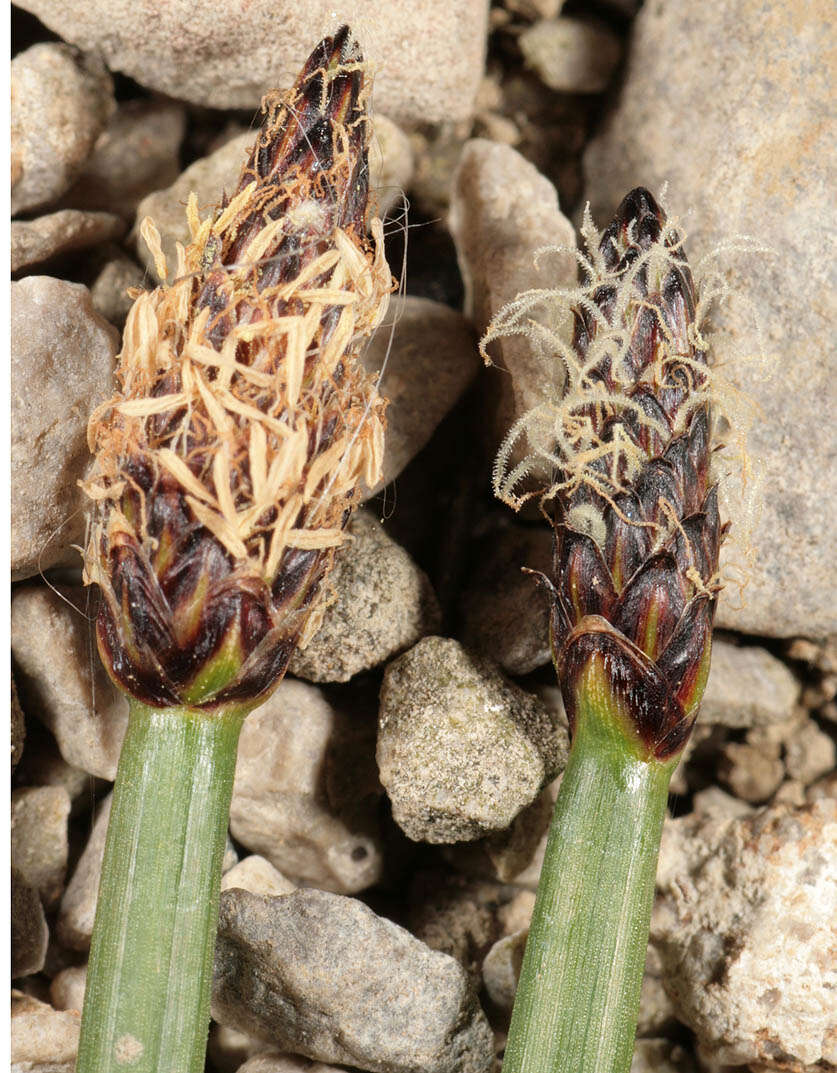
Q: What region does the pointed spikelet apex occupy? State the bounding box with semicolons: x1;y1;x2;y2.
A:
83;27;393;710
484;188;727;760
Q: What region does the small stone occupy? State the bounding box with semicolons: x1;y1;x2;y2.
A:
11;786;71;909
784;716;837;786
207;1023;266;1073
50;965;87;1014
11;586;129;780
229;678;384;894
583;0;837;639
482;930;526;1014
691;785;756;823
368;114;414;219
12;676;26;771
11;43;114;215
11;870;49;978
133;129;252;280
16;2;488;125
450;140;576;487
636;945;677;1039
10;991;80;1072
289;511;441;682
221;856;297;899
409;872;504;989
358;296;481;498
630;1039;695;1073
63;99;187;217
701;639;801;728
652;799;837;1068
460;523;553;675
807;771;837;803
519;17;622;94
11;210;126;273
212;887;496;1073
57;793;111;951
772;779;808;808
11;279;119;578
491;777;562;891
236;1056;346;1073
378;637;564;843
89;251;146;328
496;890;536;937
717;741;785;804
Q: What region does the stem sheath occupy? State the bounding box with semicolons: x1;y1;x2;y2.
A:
501;680;674;1073
77;700;246;1073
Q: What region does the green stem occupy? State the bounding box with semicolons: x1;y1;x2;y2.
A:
501;682;675;1073
77;699;247;1073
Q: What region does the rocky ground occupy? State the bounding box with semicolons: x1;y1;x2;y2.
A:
10;1;837;1071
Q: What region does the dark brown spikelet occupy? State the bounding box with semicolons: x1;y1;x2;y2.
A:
486;189;725;760
83;28;392;711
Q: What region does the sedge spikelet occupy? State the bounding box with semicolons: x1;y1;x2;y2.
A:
486;188;726;758
83;27;392;711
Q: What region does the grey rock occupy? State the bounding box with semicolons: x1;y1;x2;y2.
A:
11;586;128;780
583;0;837;639
57;792;111;951
784;716;837;786
11;43;114;215
89;251;146;328
378;637;564;843
519;17;622;94
12;676;26;771
212;887;496;1073
718;740;785;804
63;99;187;217
221;856;297;899
11;992;80;1072
236;1056;346;1073
367;114;415;219
15;1;488;125
450;140;576;490
359;296;481;499
652;799;837;1068
11;786;71;909
482;930;526;1013
460;523;553;675
49;965;87;1015
289;511;441;682
635;945;677;1039
11;278;119;578
229;678;383;893
11;210;125;273
11;870;49;978
133;129;252;281
701;639;800;727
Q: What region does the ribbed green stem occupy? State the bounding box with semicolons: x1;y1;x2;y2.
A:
77;699;247;1073
502;682;675;1073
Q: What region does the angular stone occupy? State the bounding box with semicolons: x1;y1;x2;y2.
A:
583;0;837;638
49;965;87;1015
11;786;71;909
229;678;383;894
63;99;187;217
784;717;837;786
359;296;481;499
11;278;118;578
459;522;553;675
289;511;441;682
701;639;800;727
11;43;114;215
378;637;565;843
519;17;622;94
450;139;576;489
14;1;489;125
90;251;146;328
11;586;129;780
236;1056;347;1073
11;991;80;1072
652;799;837;1068
11;870;48;978
57;793;111;951
212;887;496;1073
11;210;125;273
221;856;297;899
717;741;785;804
